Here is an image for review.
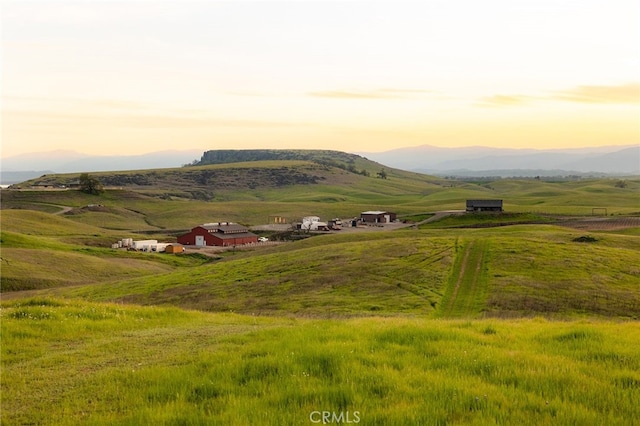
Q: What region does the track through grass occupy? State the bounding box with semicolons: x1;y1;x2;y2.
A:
439;240;489;318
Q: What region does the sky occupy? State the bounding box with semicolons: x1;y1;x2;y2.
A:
2;0;639;158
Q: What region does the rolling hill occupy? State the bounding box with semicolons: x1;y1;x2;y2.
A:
2;149;640;425
1;148;639;319
10;149;444;199
11;225;634;320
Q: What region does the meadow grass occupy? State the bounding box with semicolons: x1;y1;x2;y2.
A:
24;225;637;320
419;212;554;229
437;239;490;318
1;298;639;425
1;215;213;292
4;176;639;232
3;167;639;424
47;234;455;317
484;230;640;319
0;210;107;236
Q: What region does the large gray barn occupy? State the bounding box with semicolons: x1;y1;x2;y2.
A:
466;200;503;212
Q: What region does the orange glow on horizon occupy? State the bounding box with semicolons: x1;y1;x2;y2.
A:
2;2;638;157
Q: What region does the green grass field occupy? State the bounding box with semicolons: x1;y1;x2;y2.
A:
2;299;639;425
8;225;632;320
5;165;640;229
1;159;639;424
438;239;490;318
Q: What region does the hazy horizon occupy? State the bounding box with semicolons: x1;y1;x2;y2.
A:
3;1;638;158
2;142;638;161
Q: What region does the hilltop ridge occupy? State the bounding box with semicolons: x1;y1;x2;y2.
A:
11;149;442;201
194;149;363;168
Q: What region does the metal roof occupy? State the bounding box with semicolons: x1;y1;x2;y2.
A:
200;223;248;233
211;232;258;240
466;200;503;206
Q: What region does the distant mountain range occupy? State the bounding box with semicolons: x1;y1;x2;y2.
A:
1;145;638;185
0;149;203;184
358;144;640;177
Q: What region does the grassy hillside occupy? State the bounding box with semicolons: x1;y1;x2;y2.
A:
438;239;490;318
2;154;639;424
13;150;446;199
0;210;212;291
32;232;452;316
13;225;637;320
2;154;454;226
2;158;639;317
2;299;639;425
4;176;639;235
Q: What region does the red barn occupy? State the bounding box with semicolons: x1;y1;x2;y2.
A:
177;223;258;247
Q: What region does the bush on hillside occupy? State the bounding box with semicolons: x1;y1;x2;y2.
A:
79;173;104;195
573;235;598;243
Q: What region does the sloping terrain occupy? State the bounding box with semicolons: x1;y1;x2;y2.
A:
2;157;640;425
0;210;212;292
41;233;454;317
7;224;637;320
438;239;489;318
1;152;639;318
13;150;446;199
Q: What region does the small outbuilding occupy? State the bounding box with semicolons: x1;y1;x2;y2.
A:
360;211;397;224
466;199;503;212
165;243;185;254
177;222;258;247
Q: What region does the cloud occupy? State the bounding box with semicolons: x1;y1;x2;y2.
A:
225;91;276;98
476;95;531;108
476;83;639;108
377;88;435;95
3;110;301;129
3;96;149;111
553;83;639;104
308;88;433;100
88;99;150;110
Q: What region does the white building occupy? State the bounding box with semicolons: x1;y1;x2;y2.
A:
301;216;328;231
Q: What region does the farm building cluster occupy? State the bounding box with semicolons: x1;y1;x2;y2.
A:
113;200;503;252
294;211;397;231
112;238;184;253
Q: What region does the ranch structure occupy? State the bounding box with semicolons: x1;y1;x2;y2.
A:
177;223;258;247
360;211;397;224
466;199;503;212
165;243;185;254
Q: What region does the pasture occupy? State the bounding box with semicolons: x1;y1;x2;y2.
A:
7;225;635;320
1;159;639;424
1;299;639;425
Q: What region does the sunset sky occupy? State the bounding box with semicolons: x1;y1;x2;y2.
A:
2;0;638;158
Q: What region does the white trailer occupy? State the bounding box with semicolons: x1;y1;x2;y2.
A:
132;240;158;251
151;243;170;253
